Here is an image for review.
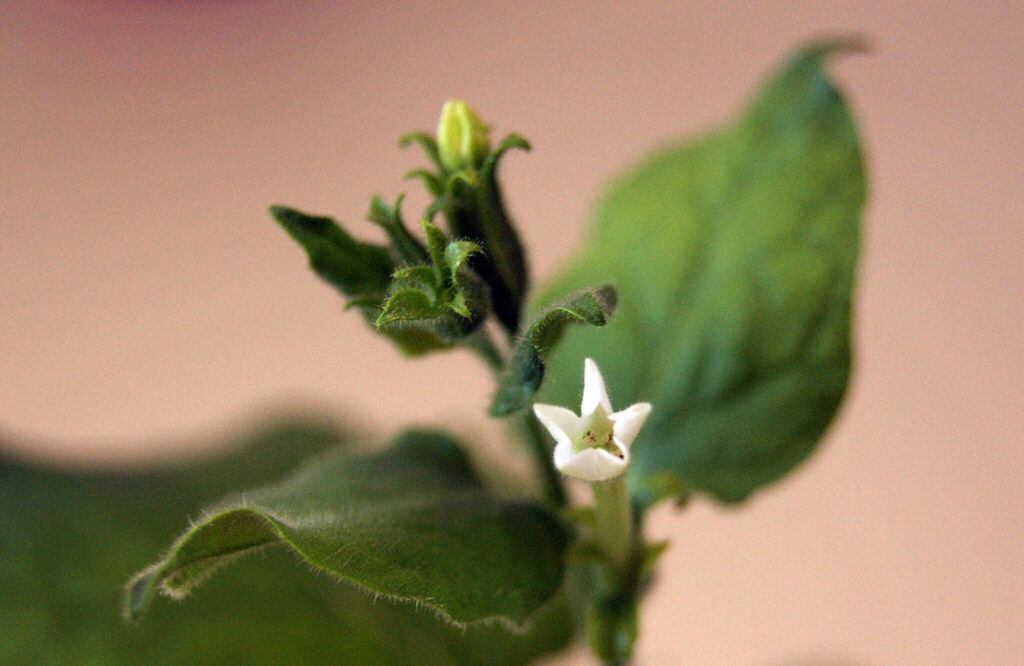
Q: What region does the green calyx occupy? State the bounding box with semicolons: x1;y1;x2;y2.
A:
375;219;488;335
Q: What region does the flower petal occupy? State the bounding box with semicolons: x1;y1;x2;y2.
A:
533;403;579;447
610;402;652;448
581;358;613;416
553;442;629;482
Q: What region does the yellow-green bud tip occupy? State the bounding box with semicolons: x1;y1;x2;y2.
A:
437;100;490;171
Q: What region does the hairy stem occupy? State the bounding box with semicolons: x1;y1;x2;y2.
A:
587;476;639;665
468;327;565;506
463;327;504;372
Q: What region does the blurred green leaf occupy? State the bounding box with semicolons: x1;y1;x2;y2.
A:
273;205;470;356
490;285;618;416
535;41;865;504
270;205;393;306
126;430;568;629
0;420;573;664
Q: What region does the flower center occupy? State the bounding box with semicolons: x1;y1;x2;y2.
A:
574;406;622;458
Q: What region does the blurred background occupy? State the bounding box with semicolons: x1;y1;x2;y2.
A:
2;1;1021;664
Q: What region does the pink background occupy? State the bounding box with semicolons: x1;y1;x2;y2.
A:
2;2;1021;663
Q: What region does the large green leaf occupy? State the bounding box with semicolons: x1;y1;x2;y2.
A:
0;420;573;665
126;430;568;629
536;41;865;504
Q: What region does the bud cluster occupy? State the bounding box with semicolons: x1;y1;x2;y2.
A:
272;101;531;355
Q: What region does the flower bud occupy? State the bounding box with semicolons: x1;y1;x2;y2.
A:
436;100;490;171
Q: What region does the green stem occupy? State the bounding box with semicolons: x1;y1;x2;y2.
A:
463;328;503;373
590;476;634;571
587;476;639;665
465;329;564;506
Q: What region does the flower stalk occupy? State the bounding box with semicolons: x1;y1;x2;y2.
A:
463;327;504;373
590;475;634;571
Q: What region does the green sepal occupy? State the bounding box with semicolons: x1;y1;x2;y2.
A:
445;240;483;276
270;205;393;307
124;430;569;630
638;540;670;581
421;218;450;281
447;292;472;318
375;289;483;345
399;131;443;171
445;240;485;318
392;265;440;289
420;220;489;322
370;218;489;347
489;285;617;416
366;193;428;266
448;264;489;322
480;134;531;181
375;288;440;326
404;168;444;197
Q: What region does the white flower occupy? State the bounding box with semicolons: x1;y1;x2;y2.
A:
532;358;651;482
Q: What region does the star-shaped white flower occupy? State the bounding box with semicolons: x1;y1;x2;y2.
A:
533;358;652;482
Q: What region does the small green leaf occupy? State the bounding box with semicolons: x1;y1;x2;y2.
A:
392;265;440;289
367;194;429;266
489;285;617;416
445;240;482;277
125;430;569;629
444;240;485;318
271;205;393;305
535;40;866;504
376;288;441;326
421;218;450;280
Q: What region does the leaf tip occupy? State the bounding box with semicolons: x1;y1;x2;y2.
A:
122;565;159;623
801;34;871;62
267;204;289;221
593;283;618;313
